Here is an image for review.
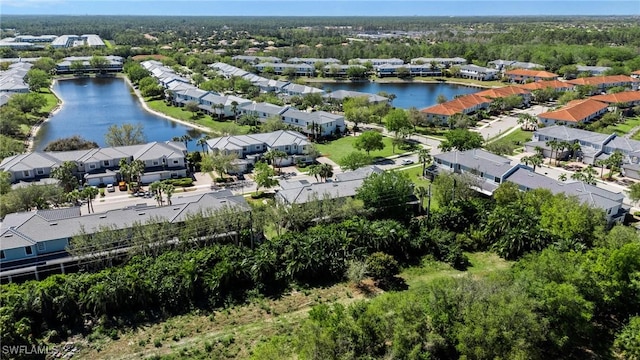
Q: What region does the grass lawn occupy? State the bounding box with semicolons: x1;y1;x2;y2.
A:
398;165;439;210
597;116;640;136
415;125;449;139
316;135;398;162
491;128;534;147
39;89;60;114
147;100;251;135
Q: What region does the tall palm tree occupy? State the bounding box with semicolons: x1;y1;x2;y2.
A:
557;141;571;165
414;185;429;214
265;149;288;174
546;140;559;165
595;159;607;179
196;134;211;153
230;101;239;123
558;173;567;182
82;186;99;214
179;134;192;152
418;148;432;177
129;159;145;184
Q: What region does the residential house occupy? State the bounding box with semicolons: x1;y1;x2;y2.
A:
375;64;442;77
275;165;383;205
280;108;345;137
0;190;249;272
254;62;315;76
281;83;325;96
488;60;544;71
14;35;58;43
51;34;106;48
504;167;625;223
352;58;405;66
433;149;526;195
0;62;32;94
591;91;640;108
231;55;281;64
420;93;491;124
323;90;389;104
55;56;123;74
631;70;640;79
0;142;188;185
323;64;367;78
537;99;609;126
239;102;287;121
518;80;575;93
434;148;626;223
206;130;314;170
567;75;639;93
410;57;467;67
576;65;611;76
524;125;615;164
505;69;558;83
475;86;532;105
459;64;499;81
287;57;341;66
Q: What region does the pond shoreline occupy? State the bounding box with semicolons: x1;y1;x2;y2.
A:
30;75;212;152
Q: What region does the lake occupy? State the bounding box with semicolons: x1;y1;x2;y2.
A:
317;81;482;109
33;77;202;151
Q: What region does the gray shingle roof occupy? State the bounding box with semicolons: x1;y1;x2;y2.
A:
505;167;623;210
434;149;514;178
276;179;363;205
1;191;248;251
534;125;613;145
335;165;383;182
280;108;343;125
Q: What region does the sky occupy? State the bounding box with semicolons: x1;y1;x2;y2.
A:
1;0;639;16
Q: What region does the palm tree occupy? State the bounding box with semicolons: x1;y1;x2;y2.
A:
595;159;607;179
607;151;624;180
414;185;429;214
558;173;567;182
517;113;537;131
230;101;239;123
418;148;432;177
163;183;175;206
522;154;543;172
214;103;225;120
570;142;581;160
179;134;192;152
129;160;145;184
318;163;334;182
556;141;571;166
546;140;559;165
264;149;288;174
196;134;211;153
149;181;164;206
118;158;132;183
307;164;321;182
82;186;99;213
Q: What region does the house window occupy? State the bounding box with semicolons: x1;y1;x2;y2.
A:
25;246;33;255
173;160;179;164
153;161;159;166
285;146;290;150
103;160;110;166
23;170;29;177
37;242;45;252
295;119;298;123
0;250;4;259
243;147;247;151
36;169;44;175
495;177;501;183
89;164;95;169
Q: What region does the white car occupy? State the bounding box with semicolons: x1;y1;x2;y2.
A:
400;159;414;165
106;184;115;192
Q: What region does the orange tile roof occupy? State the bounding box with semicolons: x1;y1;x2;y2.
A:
421;93;490;116
591;91;640;104
505;69;558;78
631;70;640;75
538;99;608;123
475;86;530;99
519;80;574;91
567;75;639;86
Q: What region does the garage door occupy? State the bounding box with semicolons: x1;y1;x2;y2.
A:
140;173;162;184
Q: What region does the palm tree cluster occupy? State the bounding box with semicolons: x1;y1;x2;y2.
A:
570;165;598;185
149;181;175;206
307;163;334;182
595;150;624;180
545;139;581;166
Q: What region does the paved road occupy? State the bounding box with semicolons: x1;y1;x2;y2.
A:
478;105;549;141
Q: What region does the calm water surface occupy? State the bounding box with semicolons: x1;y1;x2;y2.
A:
318;81;481;109
34;77;201;151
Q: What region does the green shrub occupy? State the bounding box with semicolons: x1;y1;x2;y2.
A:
163;178;194;187
251;191;265;199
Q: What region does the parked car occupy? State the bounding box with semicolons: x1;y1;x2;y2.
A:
400;159;414;165
106;184;115;192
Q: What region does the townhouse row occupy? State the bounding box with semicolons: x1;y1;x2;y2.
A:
142;60;345;137
524;125;640;180
433;148;626;224
421;76;639;125
0;141;188;186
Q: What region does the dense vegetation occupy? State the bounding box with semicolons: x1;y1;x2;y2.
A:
2;170;636;359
